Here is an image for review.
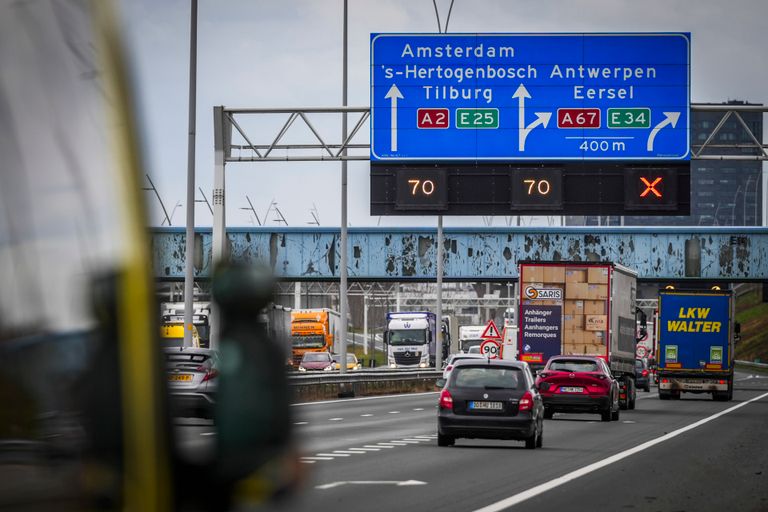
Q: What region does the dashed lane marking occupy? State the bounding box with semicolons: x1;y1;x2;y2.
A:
328;418;344;421
333;450;365;455
302;456;334;461
388;411;400;414
369;444;394;449
361;414;374;417
317;453;349;457
294;422;309;425
348;447;380;452
413;408;425;411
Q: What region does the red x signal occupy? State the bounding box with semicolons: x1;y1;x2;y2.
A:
640;177;663;198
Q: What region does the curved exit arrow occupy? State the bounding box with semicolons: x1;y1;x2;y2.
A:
513;84;552;151
646;111;681;152
384;84;404;152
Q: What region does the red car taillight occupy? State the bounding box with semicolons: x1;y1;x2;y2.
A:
642;369;649;377
445;365;453;372
197;365;219;382
439;389;453;409
519;391;534;412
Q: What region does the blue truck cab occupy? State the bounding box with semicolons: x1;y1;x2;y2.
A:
657;289;737;401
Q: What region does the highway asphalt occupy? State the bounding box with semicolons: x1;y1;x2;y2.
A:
177;370;768;511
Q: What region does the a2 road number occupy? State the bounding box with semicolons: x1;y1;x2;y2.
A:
408;179;436;196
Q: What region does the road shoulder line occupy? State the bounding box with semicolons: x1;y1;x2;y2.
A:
473;391;768;512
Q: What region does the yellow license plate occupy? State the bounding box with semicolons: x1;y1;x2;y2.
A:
168;374;193;382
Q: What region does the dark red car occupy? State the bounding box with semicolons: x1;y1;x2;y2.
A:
535;355;620;422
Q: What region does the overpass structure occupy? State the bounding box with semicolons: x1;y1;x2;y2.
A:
153;226;768;282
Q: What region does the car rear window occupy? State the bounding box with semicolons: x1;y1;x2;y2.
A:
452;367;522;389
635;359;643;369
549;360;599;372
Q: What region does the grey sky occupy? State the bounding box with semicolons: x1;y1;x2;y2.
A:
120;0;768;227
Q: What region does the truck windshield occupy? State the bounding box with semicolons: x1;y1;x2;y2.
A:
389;329;426;346
292;335;326;348
461;338;483;351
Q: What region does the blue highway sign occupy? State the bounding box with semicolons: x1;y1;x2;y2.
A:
370;33;690;162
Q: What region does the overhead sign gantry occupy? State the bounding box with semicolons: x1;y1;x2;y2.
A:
369;33;691;216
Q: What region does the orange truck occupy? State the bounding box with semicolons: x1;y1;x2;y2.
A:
289;309;341;367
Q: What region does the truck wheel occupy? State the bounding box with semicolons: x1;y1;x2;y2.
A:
437;433;454;447
544;409;554;420
659;390;671;400
628;380;637;410
611;406;620;421
671;391;681;400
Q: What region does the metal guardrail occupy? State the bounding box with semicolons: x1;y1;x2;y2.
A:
288;369;442;386
735;360;768;370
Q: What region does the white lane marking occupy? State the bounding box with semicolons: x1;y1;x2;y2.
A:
367;444;393;449
413;408;425;411
333;450;364;455
302;456;334;461
328;418;344;421
393;440;420;444
360;414;374;417
388;411;400;414
411;436;433;439
622;421;636;424
380;442;408;446
472;391;768;512
300;460;316;464
348;447;380;452
402;438;429;442
316;453;349;457
292;391;439;407
316;480;427;490
294;421;309;425
200;432;216;436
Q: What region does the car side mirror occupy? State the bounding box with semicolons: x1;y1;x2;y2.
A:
435;378;446;389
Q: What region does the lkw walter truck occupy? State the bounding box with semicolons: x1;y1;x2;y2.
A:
657;289;737;401
385;312;437;368
517;261;642;409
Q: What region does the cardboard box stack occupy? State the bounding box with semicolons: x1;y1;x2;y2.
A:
563;265;609;355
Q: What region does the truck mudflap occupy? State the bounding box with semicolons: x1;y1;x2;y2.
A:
659;377;729;392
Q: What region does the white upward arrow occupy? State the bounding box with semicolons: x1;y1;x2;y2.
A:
513;84;552;151
647;111;681;152
385;84;404;152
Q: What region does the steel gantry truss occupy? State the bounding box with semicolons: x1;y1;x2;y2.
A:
209;104;767;347
217;104;767;164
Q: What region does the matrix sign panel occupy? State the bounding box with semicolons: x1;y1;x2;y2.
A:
370;33;690;162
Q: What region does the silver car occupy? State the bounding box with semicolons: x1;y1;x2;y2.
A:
165;347;219;419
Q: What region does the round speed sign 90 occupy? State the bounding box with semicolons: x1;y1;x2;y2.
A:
479;339;501;359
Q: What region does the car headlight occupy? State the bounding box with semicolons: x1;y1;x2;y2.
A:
298;367;307;372
390;363;397;369
419;362;427;368
323;365;333;371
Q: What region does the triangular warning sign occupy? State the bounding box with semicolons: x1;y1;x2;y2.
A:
481;320;502;339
